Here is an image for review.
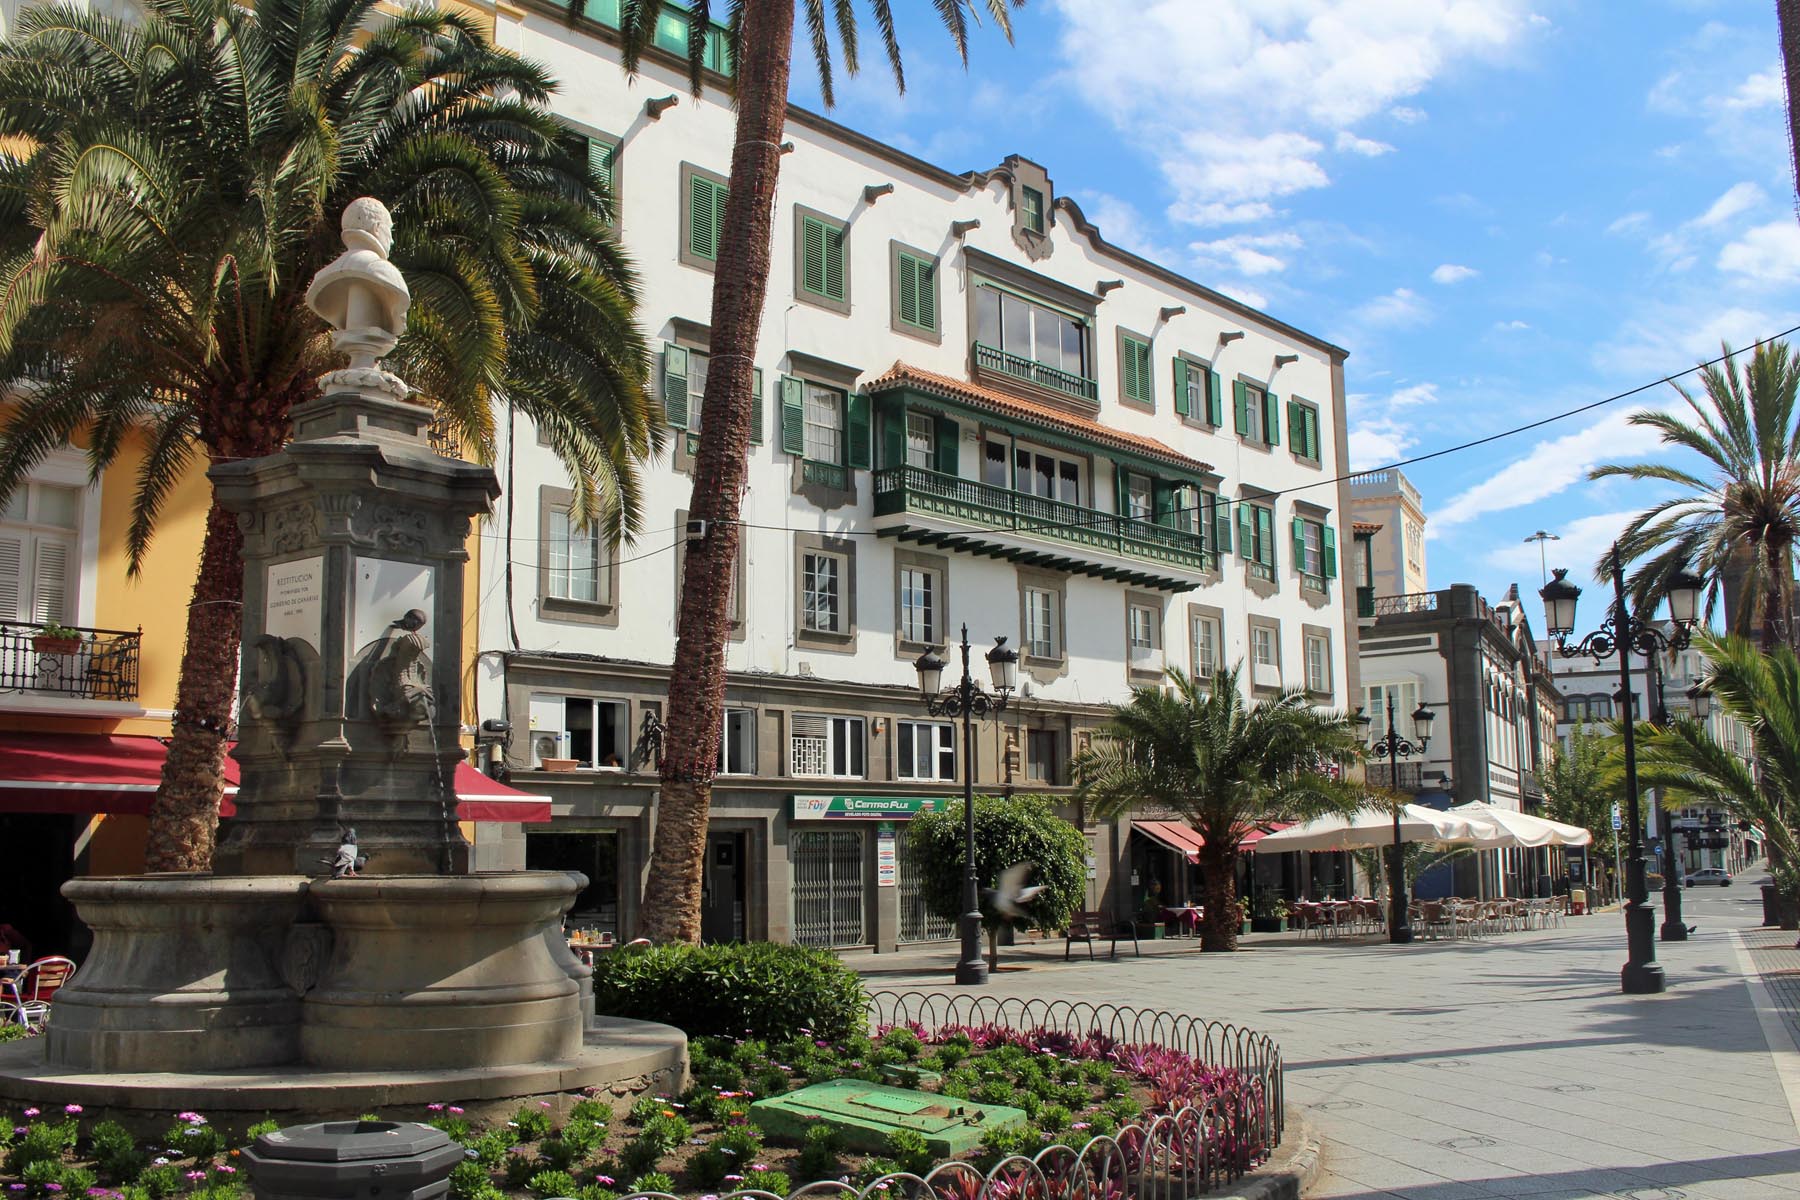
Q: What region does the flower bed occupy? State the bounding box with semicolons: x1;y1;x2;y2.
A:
0;992;1282;1200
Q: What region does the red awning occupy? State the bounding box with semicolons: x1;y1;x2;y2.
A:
1241;821;1296;851
0;734;548;823
1134;820;1206;864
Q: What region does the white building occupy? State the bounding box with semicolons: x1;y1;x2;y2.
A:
460;7;1361;948
1348;469;1428;603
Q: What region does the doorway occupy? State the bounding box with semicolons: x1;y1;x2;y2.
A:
0;813;80;959
701;831;746;943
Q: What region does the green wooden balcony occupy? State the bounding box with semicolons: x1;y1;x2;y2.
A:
873;465;1216;583
972;342;1099;403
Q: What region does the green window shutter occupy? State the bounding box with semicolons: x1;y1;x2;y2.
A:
846;391;870;469
689;176;723;261
897;254;919;328
779;375;805;454
1152;480;1175;527
1173;359;1191;417
801;217;825;296
1308;410;1321;460
1291;515;1307;571
1233;380;1250;435
1257;507;1276;567
934;414;958;475
1208;370;1224;426
824;225;845;301
881;405;904;468
749;368;764;445
1265;391;1280;447
1287;401;1301;449
1322;524;1338;578
1213;496;1232;555
662;343;689;429
1237;504;1255;559
915;256;936;330
1120;336;1151;406
589;138;616;202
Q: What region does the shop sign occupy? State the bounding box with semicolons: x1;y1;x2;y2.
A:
876;823;897;887
793;795;939;820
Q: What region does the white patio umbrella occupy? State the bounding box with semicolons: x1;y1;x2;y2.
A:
1253;803;1490;853
1448;801;1593;848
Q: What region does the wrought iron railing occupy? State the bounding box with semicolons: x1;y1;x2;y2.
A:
0;622;141;701
972;341;1100;403
802;459;850;491
873;465;1215;573
1366;761;1422;791
1374;591;1439;616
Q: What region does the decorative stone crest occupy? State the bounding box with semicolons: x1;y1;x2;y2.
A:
306;197;411;402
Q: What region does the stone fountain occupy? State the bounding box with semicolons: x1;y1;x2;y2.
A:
0;199;686;1118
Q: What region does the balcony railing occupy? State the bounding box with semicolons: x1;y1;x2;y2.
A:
972;342;1099;403
1365;761;1423;791
1356;585;1376;618
0;622;141;701
873;465;1215;573
1374;591;1439;616
802;459;850;491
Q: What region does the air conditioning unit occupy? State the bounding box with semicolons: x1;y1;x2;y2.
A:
530;730;571;767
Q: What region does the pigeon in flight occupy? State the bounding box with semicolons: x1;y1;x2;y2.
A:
988;861;1043;917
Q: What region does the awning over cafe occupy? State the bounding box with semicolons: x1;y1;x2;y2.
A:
0;733;549;823
1134;820;1206;864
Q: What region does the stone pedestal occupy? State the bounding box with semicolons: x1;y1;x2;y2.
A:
43;876;308;1072
302;873;584;1071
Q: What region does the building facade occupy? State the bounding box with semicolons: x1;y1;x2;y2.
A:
1348;469;1428;602
470;7;1362;948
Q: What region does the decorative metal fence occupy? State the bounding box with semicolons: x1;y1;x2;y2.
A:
0;622;141;700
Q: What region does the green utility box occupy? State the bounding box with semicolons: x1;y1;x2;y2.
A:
749;1080;1025;1157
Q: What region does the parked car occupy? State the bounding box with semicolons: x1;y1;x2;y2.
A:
1684;867;1732;887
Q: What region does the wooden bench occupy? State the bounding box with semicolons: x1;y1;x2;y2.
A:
1065;910;1140;960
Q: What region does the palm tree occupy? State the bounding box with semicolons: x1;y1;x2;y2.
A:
608;0;1023;942
1350;841;1475;903
1635;631;1800;897
1780;2;1800;219
1589;340;1800;650
1073;665;1363;951
0;0;657;870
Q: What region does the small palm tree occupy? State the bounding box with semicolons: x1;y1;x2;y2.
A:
1542;724;1620;866
1589;340;1800;649
1634;633;1800;881
0;0;657;869
611;0;1024;942
1351;841;1476;903
1074;665;1363;951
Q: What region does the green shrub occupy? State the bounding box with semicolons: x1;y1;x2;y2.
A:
0;1025;30;1043
58;1165;97;1195
626;1173;675;1195
1035;1104;1071;1134
568;1100;611;1126
503;1147;542;1189
164;1119;225;1161
6;1120;75;1174
135;1164;183;1199
616;1114;687;1182
878;1027;921;1060
972;1080;1017;1107
749;1168;790;1195
1015;1092;1041;1120
592;943;865;1042
448;1160;492;1200
537;1138;580;1173
858;1157;903;1185
627;1096;671;1125
511;1105;554;1142
882;1128;932;1176
469;1130;512;1168
1102;1095;1141;1123
574;1187;618;1200
1080;1112;1117;1139
87;1120;145;1184
793;1124;840;1181
558;1119;606;1158
430;1116;472;1143
243;1119;281;1142
686;1125;764;1189
527;1169;578;1198
977;1124;1035;1170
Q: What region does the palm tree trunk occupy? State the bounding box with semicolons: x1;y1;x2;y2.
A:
1781;0;1800;219
143;497;244;871
1198;840;1240;952
639;0;795;943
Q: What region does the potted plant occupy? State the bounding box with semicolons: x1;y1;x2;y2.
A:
1250;892;1288;934
1134;885;1166;939
539;757;578;773
31;622;83;654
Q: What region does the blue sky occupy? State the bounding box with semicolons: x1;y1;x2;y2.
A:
781;0;1800;607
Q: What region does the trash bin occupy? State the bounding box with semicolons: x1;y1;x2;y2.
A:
1764;883;1781;927
242;1120;465;1200
1569;888;1587;916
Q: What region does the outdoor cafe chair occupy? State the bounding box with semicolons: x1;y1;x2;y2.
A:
1416;900;1451;940
14;956;75;1028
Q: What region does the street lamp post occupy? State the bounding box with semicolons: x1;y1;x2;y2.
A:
1645;650;1687;942
1539;551;1703;995
1354;696;1436;944
914;624;1019;986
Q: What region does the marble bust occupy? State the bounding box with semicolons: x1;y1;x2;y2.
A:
306;197;412;401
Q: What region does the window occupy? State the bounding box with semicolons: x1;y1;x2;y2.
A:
1305;633;1331;694
1129;605;1155;649
1024;586;1058;658
1021;186;1046;234
905;412;935;469
559;126;619;216
899;565;938;645
1252;627;1275;667
1128;601;1162;675
1238;502;1277;575
1191;613;1220;679
999;437;1084;503
803;383;844;465
1291;517;1338;585
897;720;956;781
1175;358;1223;425
1363;682;1420;736
0;482;78;626
781;378;868;476
681;165;727;268
1288;400;1322;462
528;695;627;768
894;246;938;335
802;552;842;633
1234;380;1280;447
1171;485;1202;536
720;708;755;774
661;344;763;442
1125;472;1153;521
547;504;608;605
973;282;1092;396
790;713;865;777
646;4;732;71
1026;730;1061;785
1118;330;1153;407
1405;519;1424;569
797;208;848;310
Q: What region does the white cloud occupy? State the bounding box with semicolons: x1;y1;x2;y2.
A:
1720;68;1783;111
1188;231;1305;278
1606;211;1651;236
1209;280;1269;310
1435;411;1665;528
1718;220;1800;286
1049;0;1540;226
1693;181;1765;228
1170;200;1277;227
1389;105;1427;123
1346;382;1441;470
1430;263;1478;284
1494;319;1531;331
1335;130;1396;157
1483;510;1646;586
1075;191;1175;261
1352;287;1430;330
1597;302;1799;376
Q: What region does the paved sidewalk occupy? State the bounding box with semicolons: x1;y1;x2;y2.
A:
853;886;1800;1199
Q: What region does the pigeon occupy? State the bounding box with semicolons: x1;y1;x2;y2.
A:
988;861;1043;918
321;827;368;878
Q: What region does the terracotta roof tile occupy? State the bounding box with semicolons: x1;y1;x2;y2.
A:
865;362;1213;476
